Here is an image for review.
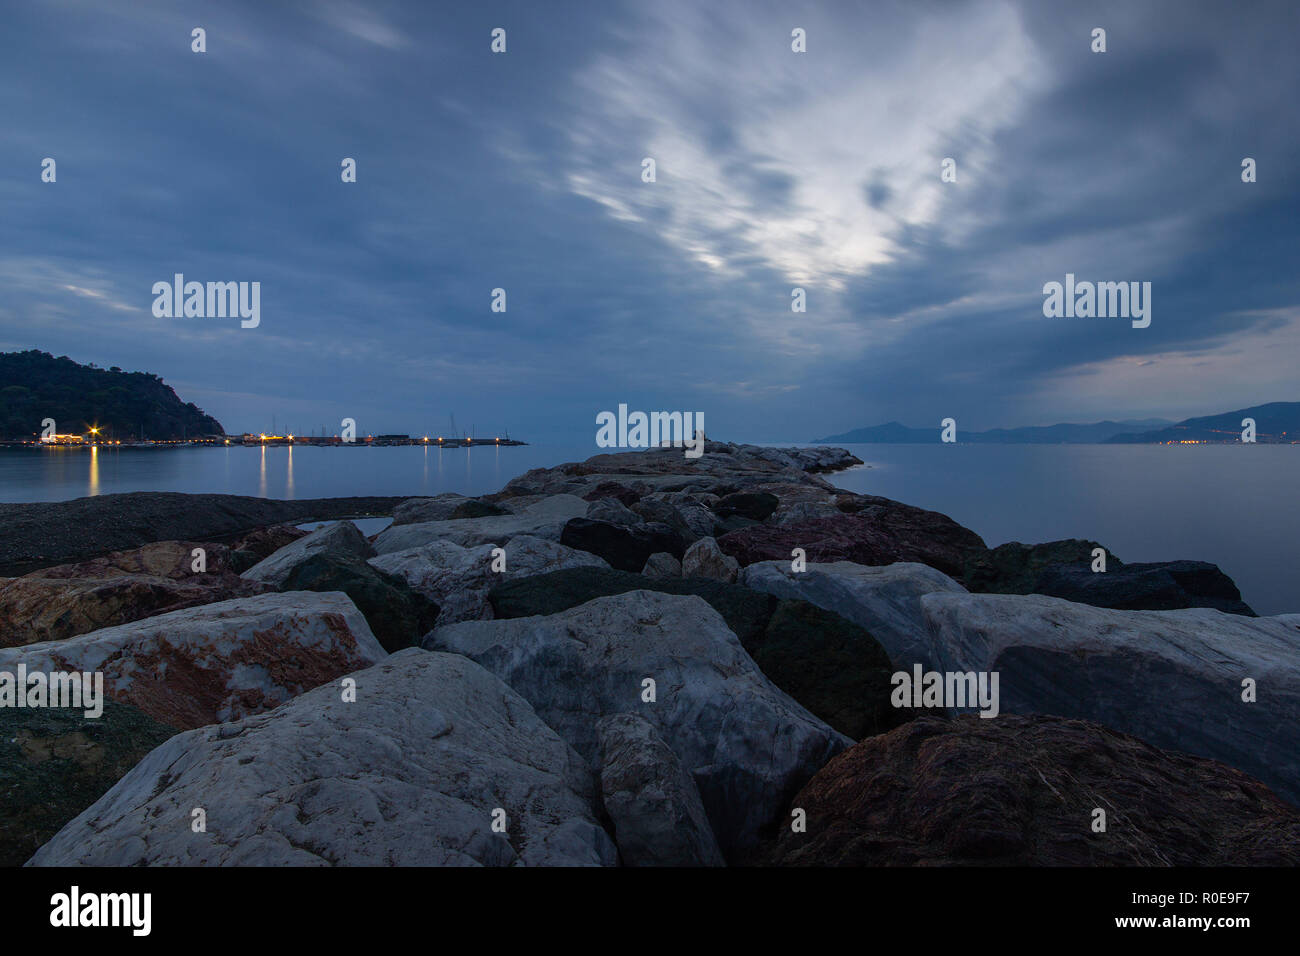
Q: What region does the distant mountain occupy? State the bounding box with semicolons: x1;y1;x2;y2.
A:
0;350;225;440
814;418;1173;444
1105;402;1300;444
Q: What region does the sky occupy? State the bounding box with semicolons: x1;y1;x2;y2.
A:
1;0;1296;442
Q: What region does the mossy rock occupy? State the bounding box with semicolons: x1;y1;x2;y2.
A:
0;700;177;866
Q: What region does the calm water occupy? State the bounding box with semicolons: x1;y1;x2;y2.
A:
1;442;1295;614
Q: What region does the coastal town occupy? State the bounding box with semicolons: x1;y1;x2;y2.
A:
1;431;527;448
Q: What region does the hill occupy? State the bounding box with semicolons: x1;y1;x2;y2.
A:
1105;402;1300;443
0;350;225;440
815;418;1172;444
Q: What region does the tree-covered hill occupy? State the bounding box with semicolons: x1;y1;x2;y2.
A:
0;350;225;440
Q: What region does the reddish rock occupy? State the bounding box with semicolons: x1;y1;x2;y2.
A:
767;715;1300;866
0;541;269;648
717;501;986;578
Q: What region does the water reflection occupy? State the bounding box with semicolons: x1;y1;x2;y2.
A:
258;445;267;498
88;445;99;496
286;444;295;499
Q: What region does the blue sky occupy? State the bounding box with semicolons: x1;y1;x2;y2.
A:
1;0;1296;441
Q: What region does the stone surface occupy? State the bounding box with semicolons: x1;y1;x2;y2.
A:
391;493;469;526
961;539;1114;594
586;497;643;528
28;650;617;866
0;700;177;867
741;560;966;670
227;524;310;572
717;501;986;579
372;495;589;554
280;552;439;652
597;713;725;867
1035;560;1256;616
369;535;608;626
0;541;268;648
766;715;1300;866
0;591;387;730
681;537;740;583
922;592;1300;804
560;517;687;572
241;521;376;588
428;590;849;857
642;552;683;578
487;566;898;739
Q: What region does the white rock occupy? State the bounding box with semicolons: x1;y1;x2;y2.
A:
241;521;375;587
370;535;608;626
741;560;965;669
427;590;849;856
0;591;386;730
391;493;469;525
27;650;616;867
922;592;1300;805
371;495;589;554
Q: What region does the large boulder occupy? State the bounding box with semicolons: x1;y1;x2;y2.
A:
717;501;986;579
280;552;439;652
427;590;849;857
1035;560;1256;616
369;535;608;627
0;541;268;648
226;524;311;572
560;518;687;572
0;592;387;730
714;492;779;522
596;714;725;867
27;650;617;866
922;592;1300;804
241;521;376;588
766;714;1300;866
741;560;965;670
371;495;589;554
0;700;177;867
961;539;1113;594
488;567;899;740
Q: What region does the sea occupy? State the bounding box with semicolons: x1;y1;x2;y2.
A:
1;441;1294;615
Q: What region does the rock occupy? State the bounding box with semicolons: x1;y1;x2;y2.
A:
770;501;842;526
715;492;779;521
0;541;269;649
718;502;986;579
450;499;511;520
241;521;376;588
597;714;724;866
488;567;778;647
579;481;648;507
961;539;1114;594
0;700;177;868
586;497;643;528
372;495;589;554
766;715;1300;866
681;537;740;583
748;599;904;741
0;592;387;730
921;592;1300;804
370;535;609;627
391;493;469;526
486;566;899;738
228;524;311;564
1035;560;1256;616
427;590;849;857
740;561;966;670
28;650;617;866
630;497;705;543
560;518;687;572
281;552;439;652
642;552;682;578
